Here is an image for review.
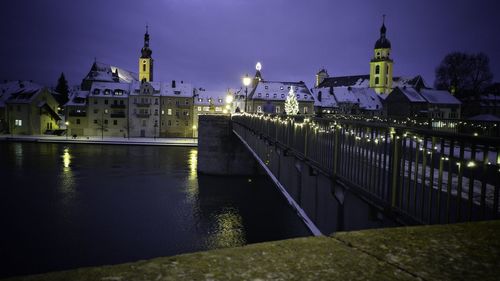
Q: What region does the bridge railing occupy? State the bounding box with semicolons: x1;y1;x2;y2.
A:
232;114;500;225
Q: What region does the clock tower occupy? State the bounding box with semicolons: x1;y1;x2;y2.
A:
139;25;154;82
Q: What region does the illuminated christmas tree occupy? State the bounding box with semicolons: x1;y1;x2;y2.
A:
285;86;299;115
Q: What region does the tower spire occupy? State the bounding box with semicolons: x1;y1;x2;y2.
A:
380;15;387;37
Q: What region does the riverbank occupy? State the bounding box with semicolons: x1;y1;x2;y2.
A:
0;135;197;146
5;220;500;281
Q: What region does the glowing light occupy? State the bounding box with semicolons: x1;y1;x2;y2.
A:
225;95;234;104
473;132;478;136
242;74;251;87
256;62;262;71
192;125;197;130
466;161;476;168
222;109;228;114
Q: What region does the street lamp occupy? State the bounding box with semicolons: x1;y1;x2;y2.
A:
65;121;69;140
242;74;251;112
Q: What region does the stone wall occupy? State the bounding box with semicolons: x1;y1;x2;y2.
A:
197;115;257;175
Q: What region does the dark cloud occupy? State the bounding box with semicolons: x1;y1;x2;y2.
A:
1;0;499;90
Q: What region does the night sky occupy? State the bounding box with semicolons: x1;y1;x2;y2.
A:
1;0;499;91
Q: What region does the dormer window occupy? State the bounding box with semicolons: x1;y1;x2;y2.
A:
265;93;269;98
281;94;285;98
273;94;277;98
114;90;123;96
218;98;223;103
265;86;268;89
258;93;262;97
280;86;284;90
104;89;111;95
93;89;100;95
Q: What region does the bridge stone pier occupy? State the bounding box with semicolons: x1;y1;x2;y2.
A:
197;115;257;175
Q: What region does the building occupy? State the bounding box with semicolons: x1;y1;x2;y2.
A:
243;63;315;115
385;87;461;119
311;86;382;116
0;80;61;135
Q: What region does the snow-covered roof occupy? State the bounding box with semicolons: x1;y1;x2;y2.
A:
311;88;338;108
66;90;89;107
354;88;382;110
0;80;44;105
194;90;226;106
90;82;131;98
250;81;314;102
162;82;194;98
331;87;358;103
398;87;427;102
83;61;138;84
317;74;428;90
419;89;461;105
468;114;500;121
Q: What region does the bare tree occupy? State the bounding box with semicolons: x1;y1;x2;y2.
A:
435;52;493;98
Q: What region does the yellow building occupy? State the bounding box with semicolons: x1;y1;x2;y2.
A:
369;16;393;95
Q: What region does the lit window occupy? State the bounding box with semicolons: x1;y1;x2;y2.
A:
303;107;308;114
197;106;202;111
215;107;222;112
257;106;262;113
276;106;280;113
167;109;172;115
161;110;165;115
266;93;269;98
203;106;209;111
15;119;22;126
280;86;284;90
218;99;223;103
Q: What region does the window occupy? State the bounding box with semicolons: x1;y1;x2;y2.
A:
197;106;202;111
375;77;379;85
183;110;189;116
280;86;284;90
203;106;209;111
120;100;124;105
93;89;100;95
154;109;158;115
185;121;189;126
375;65;380;74
114;90;123;96
94;109;98;114
161;110;165;115
104;109;109;114
113;100;118;105
93;99;98;105
215;107;222;112
185;99;189;105
142;120;147;127
258;93;262;97
273;94;277;99
377;52;380;58
155;98;158;105
281;94;285;98
168;120;172;126
175;100;180;106
276;106;280;113
15;119;22;126
17;105;21;112
104;119;108;125
175;110;179;117
265;86;268;89
257;106;262;113
167;108;172;115
198;98;202;102
94;119;98;124
113;120;117;125
303;107;308;114
218;99;223;103
104;99;108;105
266;93;269;98
143;64;146;72
76;119;81;125
104;89;110;95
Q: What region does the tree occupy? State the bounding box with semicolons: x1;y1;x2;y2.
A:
435;52;493;98
55;72;69;106
285;86;299;115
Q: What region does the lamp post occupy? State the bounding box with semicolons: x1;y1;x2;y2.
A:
65;121;69;140
242;74;251;113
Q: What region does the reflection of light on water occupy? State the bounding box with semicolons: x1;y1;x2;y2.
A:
60;147;75;205
186;149;198;201
207;208;246;249
14;143;23;167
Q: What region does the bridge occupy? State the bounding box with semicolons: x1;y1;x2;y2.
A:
198;114;500;235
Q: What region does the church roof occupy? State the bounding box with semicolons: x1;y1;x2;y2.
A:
317;75;428;89
83;61;138;84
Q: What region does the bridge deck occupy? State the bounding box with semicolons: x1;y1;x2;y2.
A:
7;220;500;281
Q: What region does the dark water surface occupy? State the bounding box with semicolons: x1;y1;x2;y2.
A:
0;142;309;278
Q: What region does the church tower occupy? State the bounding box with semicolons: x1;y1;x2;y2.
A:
315;68;329;87
139;25;154;82
370;16;393;95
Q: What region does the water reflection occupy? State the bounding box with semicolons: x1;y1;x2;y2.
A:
206;208;246;248
14;143;23;168
186;149;198;201
59;147;75;206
